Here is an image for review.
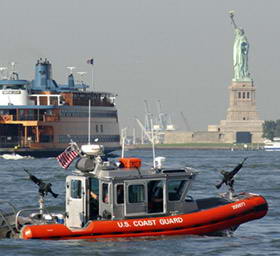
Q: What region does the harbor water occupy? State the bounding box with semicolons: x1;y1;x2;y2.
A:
0;149;278;256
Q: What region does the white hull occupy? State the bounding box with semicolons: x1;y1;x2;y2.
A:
264;140;280;151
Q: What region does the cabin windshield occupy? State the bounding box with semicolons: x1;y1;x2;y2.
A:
167;180;187;201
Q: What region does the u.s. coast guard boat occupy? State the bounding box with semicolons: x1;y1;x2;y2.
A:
0;143;268;240
0;59;120;157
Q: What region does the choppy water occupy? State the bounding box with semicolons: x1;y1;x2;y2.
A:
0;149;279;256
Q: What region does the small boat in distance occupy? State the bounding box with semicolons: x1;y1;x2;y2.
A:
0;143;268;240
264;138;280;151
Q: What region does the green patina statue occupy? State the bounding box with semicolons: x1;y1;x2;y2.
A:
229;11;251;81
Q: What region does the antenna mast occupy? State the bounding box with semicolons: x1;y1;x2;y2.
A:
121;128;127;158
136;118;156;168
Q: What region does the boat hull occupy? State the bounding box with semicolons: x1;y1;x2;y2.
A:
20;194;268;240
264;147;280;151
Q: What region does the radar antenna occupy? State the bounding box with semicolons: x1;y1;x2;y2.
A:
77;71;87;83
0;67;7;79
9;62;18;80
66;66;76;74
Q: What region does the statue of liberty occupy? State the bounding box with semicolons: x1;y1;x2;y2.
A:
229;11;251;81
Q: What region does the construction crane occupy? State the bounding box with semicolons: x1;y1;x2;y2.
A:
166;114;176;131
156;100;168;131
144;100;153;132
135;118;152;142
180;112;191;131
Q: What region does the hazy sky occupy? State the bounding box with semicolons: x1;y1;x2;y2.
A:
1;0;279;134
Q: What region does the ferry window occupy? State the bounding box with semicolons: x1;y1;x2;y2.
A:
102;183;109;204
168;180;187;201
50;96;58;106
128;184;145;203
116;184;124;204
71;180;82;199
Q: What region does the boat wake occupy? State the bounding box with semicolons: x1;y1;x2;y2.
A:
0;154;33;160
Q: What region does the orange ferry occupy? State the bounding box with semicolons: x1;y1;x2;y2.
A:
0;59;120;157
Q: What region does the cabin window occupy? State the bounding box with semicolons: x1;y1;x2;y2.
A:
116;184;124;204
102;183;109;204
71;180;82;199
90;178;99;198
167;180;187;201
148;180;164;213
128;184;145;203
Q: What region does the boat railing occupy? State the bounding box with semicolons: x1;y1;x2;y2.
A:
0;114;13;122
0;200;18;236
15;207;57;232
0;113;59;122
0;200;18;214
42;114;59;122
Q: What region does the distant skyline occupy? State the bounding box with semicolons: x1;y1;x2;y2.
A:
1;0;279;135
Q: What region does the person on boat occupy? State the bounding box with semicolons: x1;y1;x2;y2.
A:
116;185;124;204
89;179;99;219
90;191;98;200
148;181;164;213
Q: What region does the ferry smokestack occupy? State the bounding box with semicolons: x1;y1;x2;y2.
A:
32;58;52;90
68;73;75;88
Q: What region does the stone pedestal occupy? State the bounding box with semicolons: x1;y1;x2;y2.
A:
218;80;264;143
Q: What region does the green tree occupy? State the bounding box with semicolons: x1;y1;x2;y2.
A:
263;120;276;140
274;120;280;137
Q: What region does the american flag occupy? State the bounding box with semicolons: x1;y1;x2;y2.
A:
56;146;79;169
87;58;94;65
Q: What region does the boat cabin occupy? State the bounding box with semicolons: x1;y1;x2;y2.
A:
65;157;197;228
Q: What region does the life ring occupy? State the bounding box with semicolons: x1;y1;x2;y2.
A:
3;115;10;121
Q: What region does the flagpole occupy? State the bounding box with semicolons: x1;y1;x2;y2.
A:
87;58;95;91
88;100;91;144
91;64;94;91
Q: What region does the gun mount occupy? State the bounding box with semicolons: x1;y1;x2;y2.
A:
24;169;58;198
216;158;248;195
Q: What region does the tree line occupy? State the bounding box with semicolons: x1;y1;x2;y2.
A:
263;120;280;140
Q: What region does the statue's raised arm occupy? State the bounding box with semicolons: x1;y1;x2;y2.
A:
229;11;238;30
